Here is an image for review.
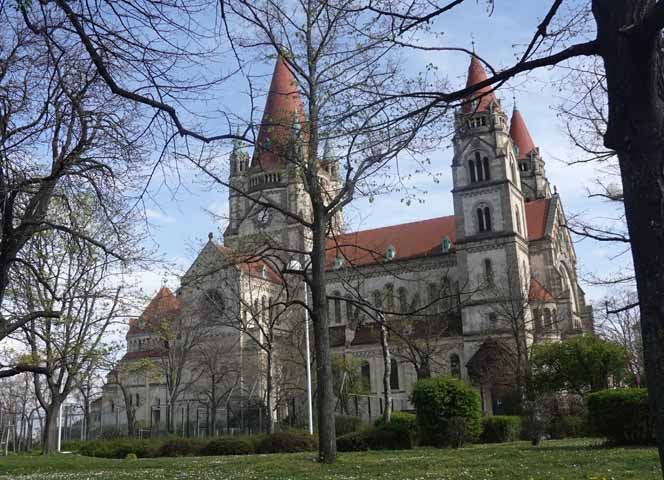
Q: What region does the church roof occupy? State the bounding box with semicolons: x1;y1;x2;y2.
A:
529;277;555;303
326;198;551;269
251;55;306;171
326;215;457;268
510;107;536;160
127;287;180;336
463;55;497;113
524;197;550;240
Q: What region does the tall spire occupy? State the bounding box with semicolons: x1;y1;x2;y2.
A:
251;55;306;171
463;55;497;113
510;106;536;160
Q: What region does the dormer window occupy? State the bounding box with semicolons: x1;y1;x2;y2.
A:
385;245;396;261
138;318;146;329
334;253;344;270
261;266;268;279
442;236;452;253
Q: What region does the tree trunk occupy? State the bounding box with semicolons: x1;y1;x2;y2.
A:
416;359;431;380
310;210;336;463
592;0;664;472
42;401;60;455
380;321;392;424
266;350;274;434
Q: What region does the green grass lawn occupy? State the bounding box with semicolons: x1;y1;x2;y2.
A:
0;439;658;480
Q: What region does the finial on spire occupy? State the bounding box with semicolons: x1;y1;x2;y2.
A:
512;93;518;111
208;232;214;241
471;33;476;53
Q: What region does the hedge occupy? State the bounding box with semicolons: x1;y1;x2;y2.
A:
255;431;318;454
411;376;482;447
547;415;588;440
201;436;255;456
158;438;207;457
587;388;653;445
336;424;412;452
480;416;522;443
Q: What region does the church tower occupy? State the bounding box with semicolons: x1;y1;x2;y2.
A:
451;56;532;338
224;56;312;255
510;106;551;201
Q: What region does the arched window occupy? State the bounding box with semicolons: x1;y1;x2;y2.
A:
390;359;400;390
428;283;439;312
345;295;354;324
475;152;484;181
333;291;341;324
373;290;383;311
385;284;395;312
136;393;140;407
483;156;491;180
361;361;371;391
398;287;408;314
477;205;492;232
515;206;522;234
469;159;477;183
484;258;494;286
450;354;461;378
410;292;421;313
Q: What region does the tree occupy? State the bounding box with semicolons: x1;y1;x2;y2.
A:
533;335;626;397
10;195;139;453
0;10;147;358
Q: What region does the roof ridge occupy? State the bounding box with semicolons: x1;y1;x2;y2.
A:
334;214;455;239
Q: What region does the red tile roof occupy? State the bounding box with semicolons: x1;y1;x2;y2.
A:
127;287;180;336
510;107;536;160
529;277;555;303
463;56;498;113
326;215;457;268
326;199;550;269
525;198;550;240
251;55;306;171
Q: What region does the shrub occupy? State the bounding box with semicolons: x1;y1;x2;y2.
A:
374;412;418;445
480;416;522;443
547;415;588;439
587;388;653;445
336;431;369;452
157;438;206;457
79;439;158;459
335;415;363;437
411;376;482;447
366;425;412;450
124;453;138;461
256;431;317;454
202;437;255;456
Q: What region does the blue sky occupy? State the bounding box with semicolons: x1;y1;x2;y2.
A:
136;1;629;308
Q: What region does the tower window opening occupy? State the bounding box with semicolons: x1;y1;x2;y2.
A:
475;152;484;181
484;258;494;286
483;157;490;180
469;159;477;183
515;206;522;235
477;205;492;232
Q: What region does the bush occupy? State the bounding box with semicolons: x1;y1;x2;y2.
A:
367;425;412;450
547;415;588;439
587;388;653;445
124;453;138;461
480;416;522;443
201;436;255;456
374;412;418;445
336;431;369;452
335;415;363;437
256;431;317;454
411;376;482;447
157;438;206;457
78;439;158;459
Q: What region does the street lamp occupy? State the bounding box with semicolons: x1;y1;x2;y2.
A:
288;259;314;435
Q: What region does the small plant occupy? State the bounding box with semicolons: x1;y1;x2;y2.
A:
124;453;138;461
480;416;522;443
336;431;369;452
255;431;317;454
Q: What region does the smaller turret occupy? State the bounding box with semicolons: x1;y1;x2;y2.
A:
509;106;551;201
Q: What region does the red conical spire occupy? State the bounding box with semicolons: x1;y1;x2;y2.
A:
463;55;497;113
510;106;536;160
251;55;306;171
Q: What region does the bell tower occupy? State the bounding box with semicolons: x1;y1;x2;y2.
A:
451;56;532;338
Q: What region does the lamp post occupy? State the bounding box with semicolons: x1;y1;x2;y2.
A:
289;259;314;435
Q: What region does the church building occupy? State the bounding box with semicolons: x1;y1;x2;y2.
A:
98;54;593;435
